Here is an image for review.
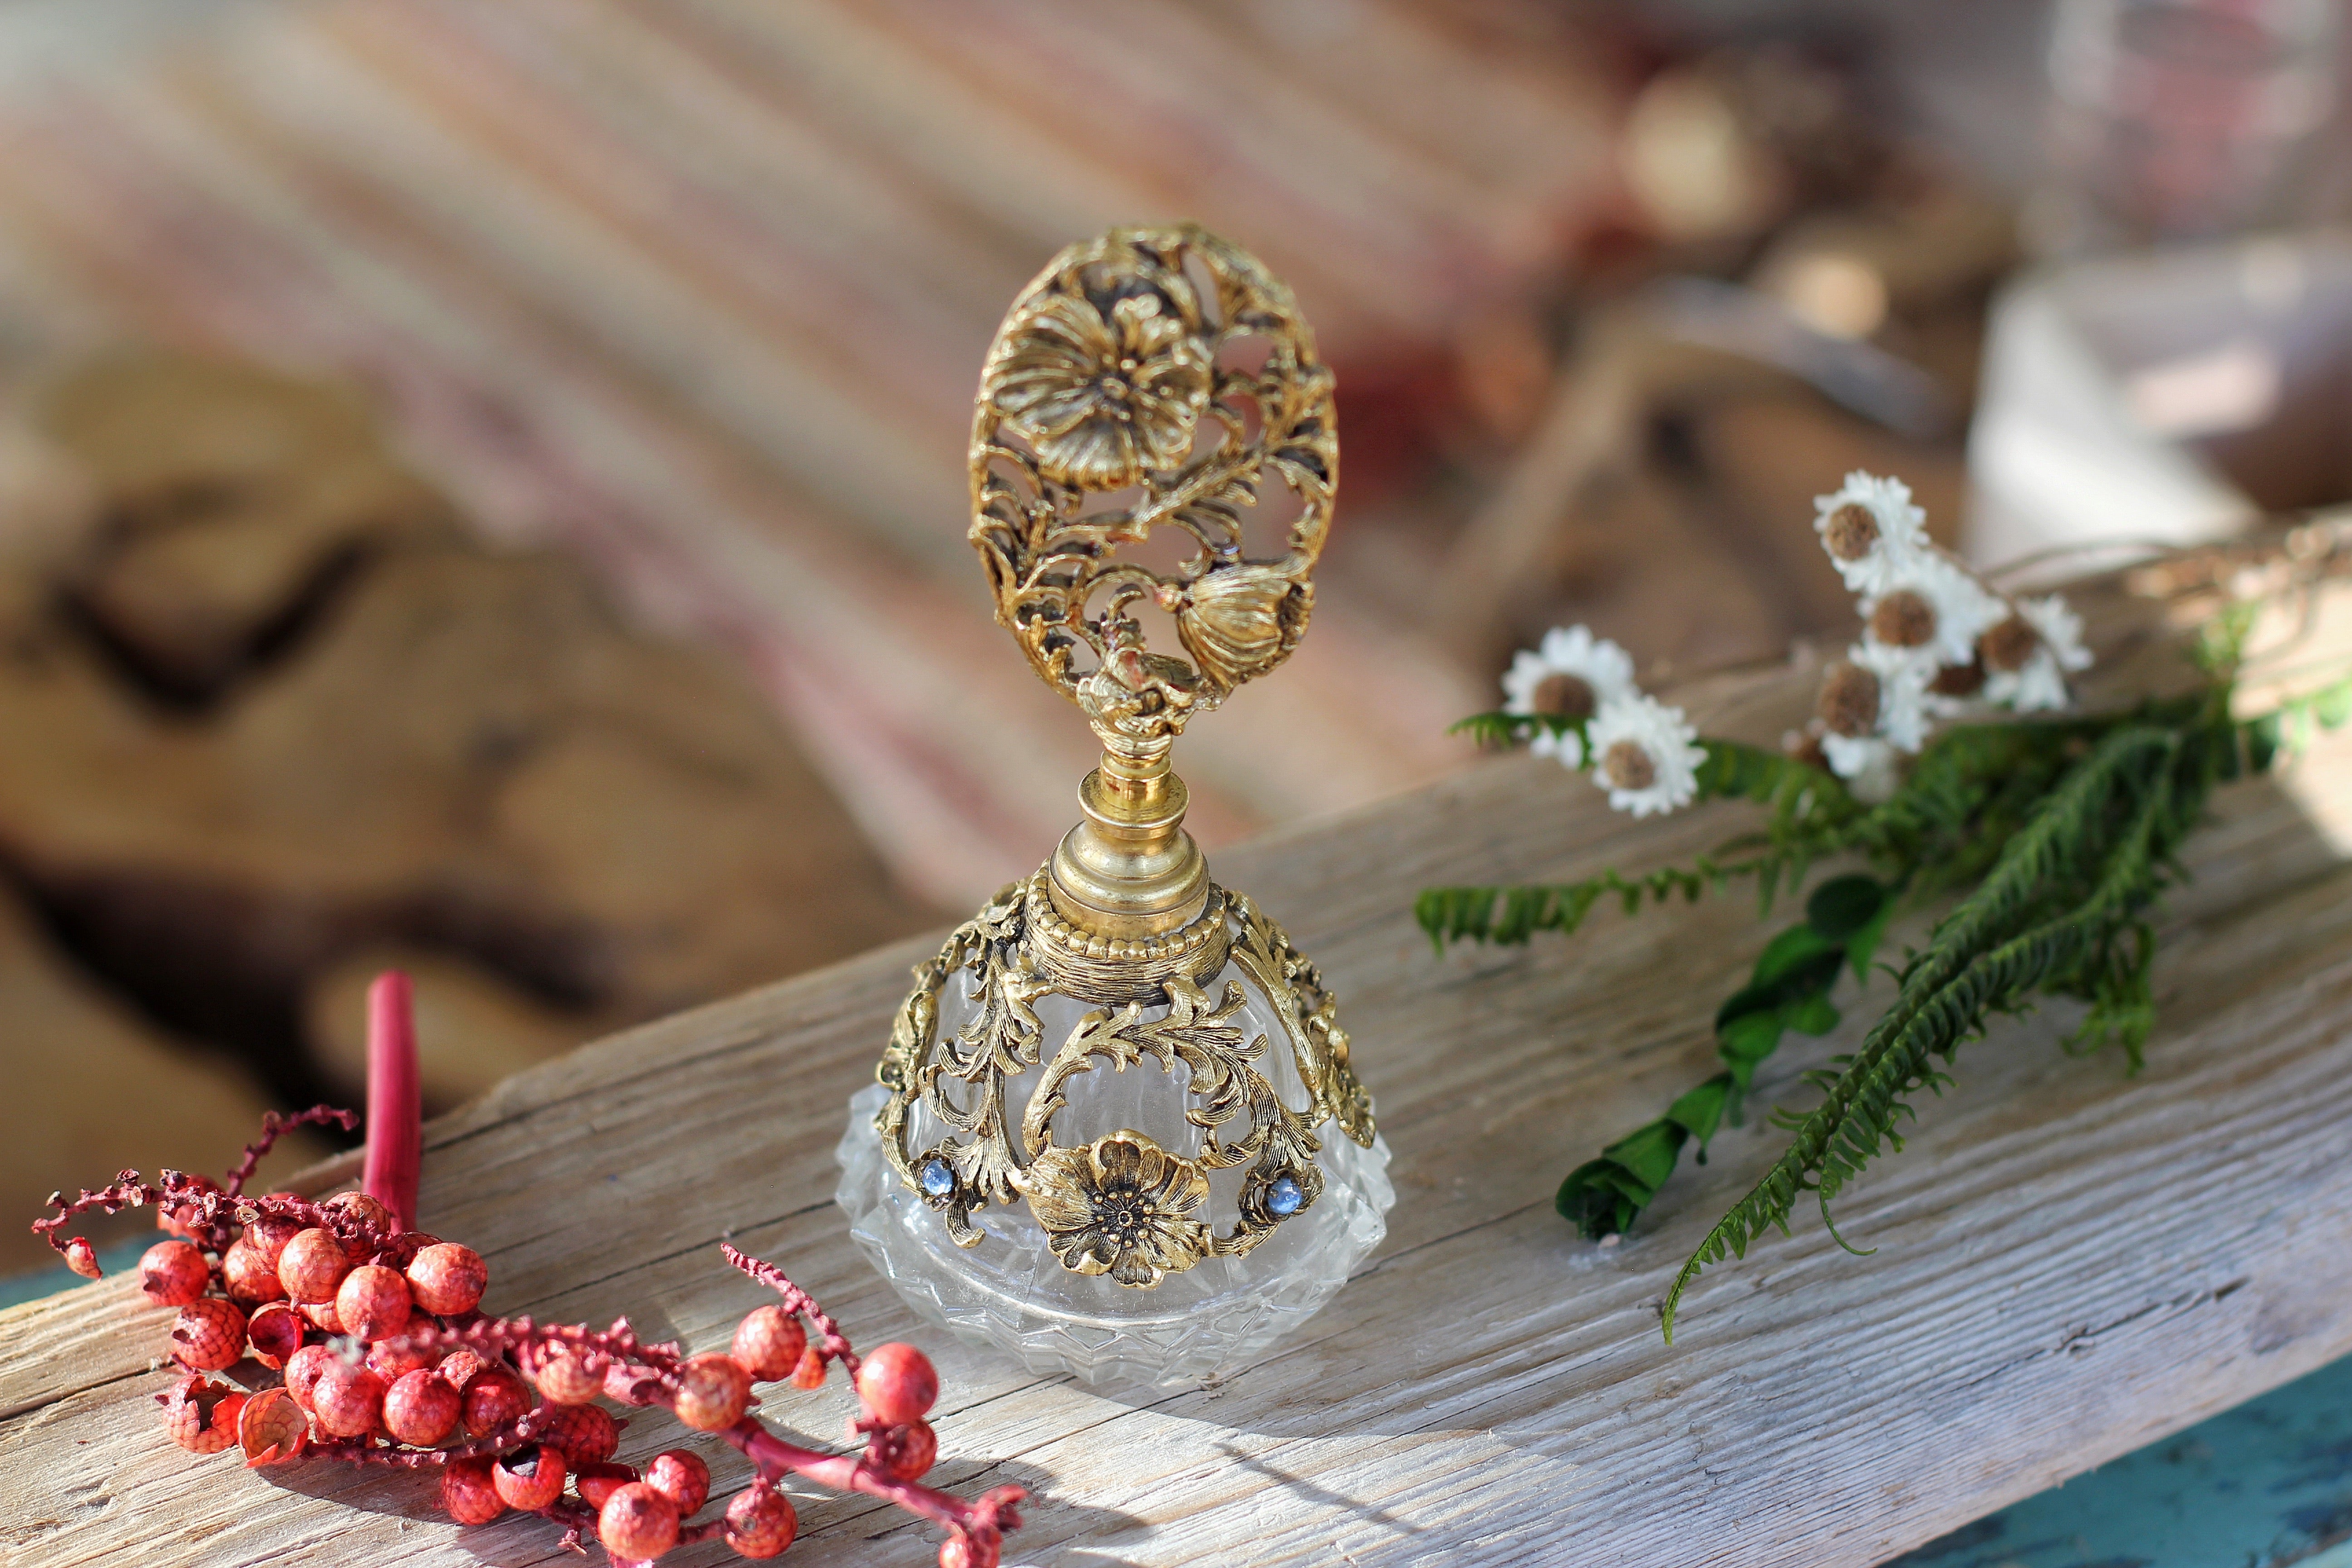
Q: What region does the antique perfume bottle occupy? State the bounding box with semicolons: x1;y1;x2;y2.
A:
836;223;1392;1387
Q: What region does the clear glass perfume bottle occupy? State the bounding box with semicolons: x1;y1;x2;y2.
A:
834;223;1393;1388
837;951;1394;1387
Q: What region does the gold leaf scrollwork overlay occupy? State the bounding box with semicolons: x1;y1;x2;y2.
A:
970;224;1337;746
1226;892;1377;1151
876;873;1374;1284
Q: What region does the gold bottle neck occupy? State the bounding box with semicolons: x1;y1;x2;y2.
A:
1045;743;1209;939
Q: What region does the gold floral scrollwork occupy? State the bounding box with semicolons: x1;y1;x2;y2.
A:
879;882;1035;1249
1024;1132;1210;1288
970;224;1338;745
988;290;1212;491
875;872;1373;1286
1227;892;1377;1150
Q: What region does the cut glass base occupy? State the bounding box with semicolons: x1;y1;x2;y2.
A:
835;1081;1394;1389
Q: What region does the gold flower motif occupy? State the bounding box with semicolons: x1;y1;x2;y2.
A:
1174;563;1311;694
986;290;1212;492
1023;1130;1210;1287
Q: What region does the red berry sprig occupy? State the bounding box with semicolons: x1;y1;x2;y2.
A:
361;1271;1024;1565
29;973;1028;1568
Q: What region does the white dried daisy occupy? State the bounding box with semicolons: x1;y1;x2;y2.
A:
1981;593;2092;713
1813;470;1933;596
1816;640;1935;754
1585;692;1706;818
1861;554;2003;671
1501;625;1637;767
1821;733;1902;803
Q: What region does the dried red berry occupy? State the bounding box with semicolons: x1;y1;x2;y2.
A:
205;1394;253;1455
245;1302;306;1369
406;1242;486;1315
441;1454;505;1526
335;1264;412;1342
534;1401;620;1467
323;1190;398;1237
598;1482;680;1561
371;1229;439;1273
492;1442;567;1511
171;1298;248;1372
221;1235;287;1306
367;1314;437;1381
673;1352;751;1432
642;1449;709;1515
277;1229;351;1304
461;1364;531;1438
731;1304;807;1382
940;1534;975;1568
237;1385;308;1466
725;1483;798;1559
61;1237;100;1279
244;1211;305;1268
300;1298;345;1334
856;1343;938;1426
312;1357;386;1439
140;1240;210;1307
885;1418;938;1481
435;1347;486;1391
573;1460;638;1510
789;1344;828;1389
284;1343;338;1412
160;1373;245;1454
382;1368;461;1446
530;1347;601;1406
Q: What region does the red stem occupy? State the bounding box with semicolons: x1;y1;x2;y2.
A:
223;1106;361;1198
720;1243;860;1377
722;1417;1023;1554
362;971;422;1231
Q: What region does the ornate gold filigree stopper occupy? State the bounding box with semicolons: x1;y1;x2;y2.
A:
970;221;1335;975
875;224;1372;1289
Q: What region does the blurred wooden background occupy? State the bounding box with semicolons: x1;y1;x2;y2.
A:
0;0;2022;1267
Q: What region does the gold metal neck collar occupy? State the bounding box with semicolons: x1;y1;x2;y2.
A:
1049;747;1204;934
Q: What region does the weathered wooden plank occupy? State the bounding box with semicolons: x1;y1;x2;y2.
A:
5;612;2349;1565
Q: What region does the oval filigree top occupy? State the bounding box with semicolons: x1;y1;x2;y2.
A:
969;224;1338;751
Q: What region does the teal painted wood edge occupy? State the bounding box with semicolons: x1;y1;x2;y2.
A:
1884;1354;2352;1568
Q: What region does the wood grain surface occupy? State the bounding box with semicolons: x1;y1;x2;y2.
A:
5;572;2350;1567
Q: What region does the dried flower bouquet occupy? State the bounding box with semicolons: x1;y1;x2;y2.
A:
1423;476;2352;1337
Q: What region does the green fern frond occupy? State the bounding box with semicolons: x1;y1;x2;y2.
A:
2060;919;2156;1071
2195;598;2262;674
1416;741;1860;950
1692;740;1846;812
1449;710;1584;748
1417;862;1737;949
2240;669;2352;773
1661;725;2196;1340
